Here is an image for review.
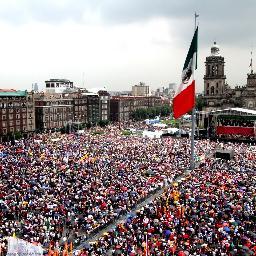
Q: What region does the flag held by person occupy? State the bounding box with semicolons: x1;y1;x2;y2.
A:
173;27;198;119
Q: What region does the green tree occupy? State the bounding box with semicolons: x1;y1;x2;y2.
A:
155;106;161;116
14;131;22;140
131;104;171;121
160;105;171;116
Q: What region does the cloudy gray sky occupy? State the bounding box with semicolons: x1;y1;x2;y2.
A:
0;0;255;92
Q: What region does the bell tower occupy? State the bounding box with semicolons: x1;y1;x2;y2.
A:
204;42;226;97
247;51;256;89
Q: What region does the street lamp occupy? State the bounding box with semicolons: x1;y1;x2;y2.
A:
68;113;72;134
56;113;60;132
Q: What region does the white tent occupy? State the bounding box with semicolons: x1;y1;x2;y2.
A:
142;130;163;139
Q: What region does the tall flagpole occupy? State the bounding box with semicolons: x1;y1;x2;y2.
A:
190;12;199;170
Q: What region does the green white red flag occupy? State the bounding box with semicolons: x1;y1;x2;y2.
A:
173;27;198;119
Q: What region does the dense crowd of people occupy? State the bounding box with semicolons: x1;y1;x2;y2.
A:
80;149;255;255
0;123;255;255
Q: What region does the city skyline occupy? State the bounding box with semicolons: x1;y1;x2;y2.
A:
0;0;255;92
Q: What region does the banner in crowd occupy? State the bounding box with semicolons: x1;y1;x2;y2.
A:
7;237;43;256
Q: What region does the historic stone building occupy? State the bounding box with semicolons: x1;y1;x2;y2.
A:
0;89;35;138
98;90;110;121
132;82;150;96
202;42;256;111
110;96;165;122
234;72;256;109
34;92;74;131
34;90;101;131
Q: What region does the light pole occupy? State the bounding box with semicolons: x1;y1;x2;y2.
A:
68;113;72;134
56;113;60;132
69;120;72;134
75;115;79;131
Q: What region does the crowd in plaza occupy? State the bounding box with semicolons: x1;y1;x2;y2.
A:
0;123;255;255
81;149;255;255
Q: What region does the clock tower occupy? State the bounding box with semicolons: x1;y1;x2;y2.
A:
203;42;227;109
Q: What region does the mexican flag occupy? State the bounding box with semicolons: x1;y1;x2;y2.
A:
173;27;198;119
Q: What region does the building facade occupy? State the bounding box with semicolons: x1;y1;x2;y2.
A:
98;90;110;121
132;82;150;96
234;72;256;109
34;92;74;131
202;42;256;111
110;96;163;122
34;90;103;131
154;83;176;98
45;79;74;94
70;91;88;127
86;93;100;124
0;90;35;137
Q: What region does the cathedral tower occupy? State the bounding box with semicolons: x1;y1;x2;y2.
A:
204;42;226;98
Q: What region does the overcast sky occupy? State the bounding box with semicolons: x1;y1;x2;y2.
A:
0;0;255;92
